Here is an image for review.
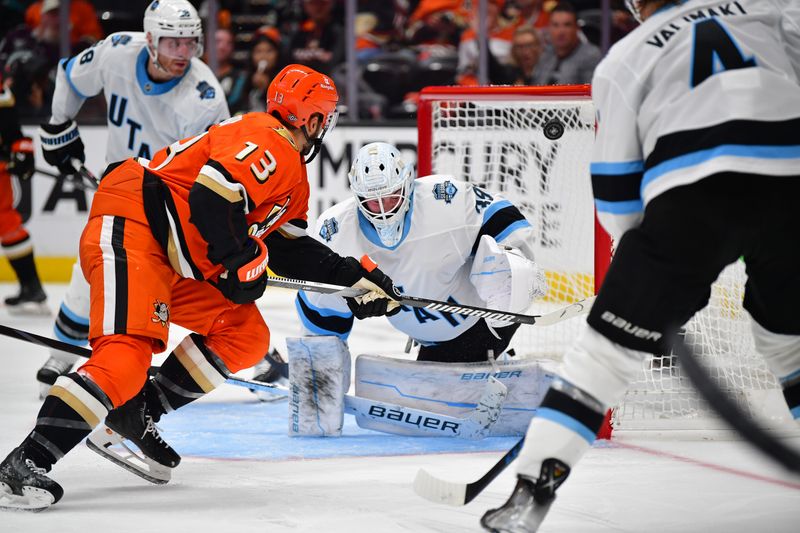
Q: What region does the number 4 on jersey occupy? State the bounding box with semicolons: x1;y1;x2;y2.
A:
691;19;756;87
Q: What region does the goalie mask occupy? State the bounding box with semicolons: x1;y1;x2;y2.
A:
144;0;204;68
349;142;415;247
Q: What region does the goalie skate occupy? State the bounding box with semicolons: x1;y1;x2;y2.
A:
86;425;173;485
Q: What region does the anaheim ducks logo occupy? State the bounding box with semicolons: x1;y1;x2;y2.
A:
151;300;170;327
248;197;290;239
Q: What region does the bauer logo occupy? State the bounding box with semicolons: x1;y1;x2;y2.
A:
366;405;460;434
461;370;522;381
600;311;662;341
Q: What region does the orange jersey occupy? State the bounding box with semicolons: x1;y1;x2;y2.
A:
90;112;309;281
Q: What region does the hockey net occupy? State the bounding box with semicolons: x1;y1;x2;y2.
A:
417;85;793;436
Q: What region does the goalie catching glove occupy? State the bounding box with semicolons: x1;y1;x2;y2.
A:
38;119;85;175
342;255;402;319
470;235;547;326
216;237;270;304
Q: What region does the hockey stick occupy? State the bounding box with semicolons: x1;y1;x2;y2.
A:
35;159;99;191
0;323;507;439
670;330;800;474
268;275;596;327
413;437;525;505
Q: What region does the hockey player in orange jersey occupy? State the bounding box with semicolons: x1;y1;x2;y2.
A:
0;64;402;511
0;76;48;314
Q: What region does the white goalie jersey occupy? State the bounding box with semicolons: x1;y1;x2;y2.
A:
296;175;537;345
50;32;229;163
590;0;800;242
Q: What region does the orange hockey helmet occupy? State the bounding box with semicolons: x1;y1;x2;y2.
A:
267;64;339;162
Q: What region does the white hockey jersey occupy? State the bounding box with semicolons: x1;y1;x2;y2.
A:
296;175;536;345
50;32;230;163
590;0;800;242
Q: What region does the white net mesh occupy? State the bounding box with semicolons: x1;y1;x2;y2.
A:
613;261;791;432
424;89;792;433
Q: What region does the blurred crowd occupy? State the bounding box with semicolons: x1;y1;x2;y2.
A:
0;0;638;122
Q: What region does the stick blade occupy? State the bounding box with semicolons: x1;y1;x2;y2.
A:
413;468;468;506
534;295;596;326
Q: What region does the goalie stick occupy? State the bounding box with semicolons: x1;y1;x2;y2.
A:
268;275;596;326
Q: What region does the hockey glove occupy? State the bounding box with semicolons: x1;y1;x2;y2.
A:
216;238;270;304
38;120;85;175
7;137;34;181
343;255;402;320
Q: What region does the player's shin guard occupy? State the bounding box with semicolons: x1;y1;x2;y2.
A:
152;333;231;412
24;372;112;468
751;320;800;420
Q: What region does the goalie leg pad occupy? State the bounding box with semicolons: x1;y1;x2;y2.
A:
354;354;552;436
287;336;351;437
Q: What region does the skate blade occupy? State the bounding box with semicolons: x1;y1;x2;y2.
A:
86;426;171;485
5;302;51;317
0;482;54;512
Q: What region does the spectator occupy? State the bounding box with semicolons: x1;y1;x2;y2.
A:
506;0;550;29
530;1;601;85
288;0;344;76
1;49;52;120
246;27;286;112
406;0;466;50
212;28;248;114
507;24;542;85
25;0;103;53
457;0;517;86
355;1;405;62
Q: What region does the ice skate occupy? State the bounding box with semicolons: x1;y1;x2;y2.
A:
86;382;180;484
0;446;63;512
251;348;289;402
36;356;74;400
480;459;569;533
4;284;49;316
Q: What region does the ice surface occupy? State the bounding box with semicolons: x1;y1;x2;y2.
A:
0;283;798;532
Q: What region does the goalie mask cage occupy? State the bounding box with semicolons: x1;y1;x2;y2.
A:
417;85;795;437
